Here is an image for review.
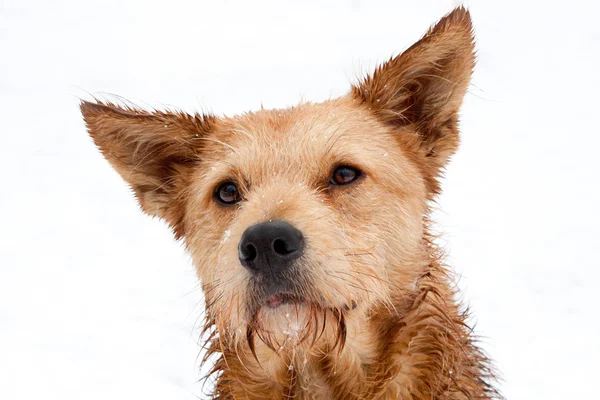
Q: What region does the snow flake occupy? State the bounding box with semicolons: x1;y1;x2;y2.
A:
220;229;231;244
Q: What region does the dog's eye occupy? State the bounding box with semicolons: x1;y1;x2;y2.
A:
215;182;242;205
330;166;361;186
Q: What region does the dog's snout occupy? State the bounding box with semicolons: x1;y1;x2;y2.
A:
238;220;304;274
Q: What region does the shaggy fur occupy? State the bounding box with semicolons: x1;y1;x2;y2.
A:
81;7;500;399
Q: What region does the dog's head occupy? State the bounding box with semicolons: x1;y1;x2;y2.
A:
81;8;474;353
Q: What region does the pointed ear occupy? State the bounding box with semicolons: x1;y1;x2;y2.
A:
352;6;475;173
80;101;214;238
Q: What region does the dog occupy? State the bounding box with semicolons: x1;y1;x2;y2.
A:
81;7;499;399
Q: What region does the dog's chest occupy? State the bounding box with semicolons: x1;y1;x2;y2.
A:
294;363;334;400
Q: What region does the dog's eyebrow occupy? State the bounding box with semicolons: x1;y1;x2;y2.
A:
321;126;346;157
190;136;239;153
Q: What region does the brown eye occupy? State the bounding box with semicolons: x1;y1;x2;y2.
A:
330;166;361;186
216;182;241;205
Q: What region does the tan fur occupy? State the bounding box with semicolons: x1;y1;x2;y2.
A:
81;7;499;399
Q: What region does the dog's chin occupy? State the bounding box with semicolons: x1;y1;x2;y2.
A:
245;299;312;348
245;295;350;354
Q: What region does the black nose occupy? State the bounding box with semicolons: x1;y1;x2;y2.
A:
238;220;304;275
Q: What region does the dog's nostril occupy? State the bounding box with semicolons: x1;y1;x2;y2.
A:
273;238;294;255
241;243;258;262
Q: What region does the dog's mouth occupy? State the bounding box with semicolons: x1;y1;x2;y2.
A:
250;278;358;313
264;292;302;308
263;291;358;310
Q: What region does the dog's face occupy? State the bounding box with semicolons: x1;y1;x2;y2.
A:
82;9;474;353
183;99;430;347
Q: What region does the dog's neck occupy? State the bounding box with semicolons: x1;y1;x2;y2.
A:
204;261;498;399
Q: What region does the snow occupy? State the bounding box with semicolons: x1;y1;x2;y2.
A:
0;0;598;399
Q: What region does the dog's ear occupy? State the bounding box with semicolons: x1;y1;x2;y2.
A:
352;6;475;185
80;101;214;238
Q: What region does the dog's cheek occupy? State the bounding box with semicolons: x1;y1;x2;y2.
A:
333;159;428;298
372;173;429;297
182;198;254;333
195;243;251;336
298;207;385;306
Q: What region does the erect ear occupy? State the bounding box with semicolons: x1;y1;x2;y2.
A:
80;101;214;239
352;6;475;185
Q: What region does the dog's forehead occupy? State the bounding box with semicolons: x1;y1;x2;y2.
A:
204;98;394;181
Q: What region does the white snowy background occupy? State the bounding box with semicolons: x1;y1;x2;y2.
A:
1;0;598;398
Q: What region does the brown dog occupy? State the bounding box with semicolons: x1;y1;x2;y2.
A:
81;7;499;399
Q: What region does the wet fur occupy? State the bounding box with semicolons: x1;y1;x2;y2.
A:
81;7;500;399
